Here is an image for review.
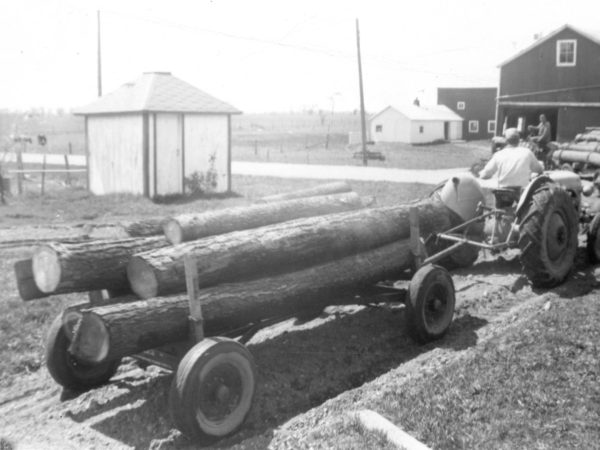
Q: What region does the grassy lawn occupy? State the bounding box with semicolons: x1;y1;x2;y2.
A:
0;174;433;227
233;133;490;170
335;295;600;449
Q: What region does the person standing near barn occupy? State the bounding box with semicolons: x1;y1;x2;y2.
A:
528;114;552;166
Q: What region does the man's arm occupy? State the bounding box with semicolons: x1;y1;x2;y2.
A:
529;152;544;174
478;156;498;180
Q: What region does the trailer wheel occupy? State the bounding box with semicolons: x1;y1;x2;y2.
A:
169;337;256;441
518;186;578;287
406;264;455;344
45;314;120;391
587;214;600;263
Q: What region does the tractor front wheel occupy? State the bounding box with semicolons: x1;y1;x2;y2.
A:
518;186;578;287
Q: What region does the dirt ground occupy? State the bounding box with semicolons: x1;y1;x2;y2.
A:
0;225;598;449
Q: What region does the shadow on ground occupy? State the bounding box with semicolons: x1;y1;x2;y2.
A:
58;302;487;449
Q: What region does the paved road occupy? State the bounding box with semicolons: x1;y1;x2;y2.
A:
4;153;487;186
232;161;470;185
2;152;86;167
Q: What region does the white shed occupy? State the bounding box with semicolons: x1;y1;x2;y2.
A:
369;105;463;144
74;72;240;197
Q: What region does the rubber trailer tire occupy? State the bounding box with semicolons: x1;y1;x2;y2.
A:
518;186;578;287
587;213;600;263
169;337;256;442
45;314;120;391
406;264;456;344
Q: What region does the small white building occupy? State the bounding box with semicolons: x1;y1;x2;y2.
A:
369;104;463;144
74;72;240;197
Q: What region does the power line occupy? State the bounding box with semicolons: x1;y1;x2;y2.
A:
70;6;496;84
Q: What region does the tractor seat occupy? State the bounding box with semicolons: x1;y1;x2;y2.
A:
492;187;521;208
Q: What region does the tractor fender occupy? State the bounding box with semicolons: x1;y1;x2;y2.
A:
515;175;555;221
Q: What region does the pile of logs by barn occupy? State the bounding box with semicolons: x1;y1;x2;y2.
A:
15;180;457;367
553;126;600;169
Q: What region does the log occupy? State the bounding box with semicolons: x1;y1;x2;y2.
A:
552;149;600;167
14;259;49;301
32;237;169;296
259;181;351;202
163;191;367;244
128;197;454;299
122;219;165;237
71;240;412;363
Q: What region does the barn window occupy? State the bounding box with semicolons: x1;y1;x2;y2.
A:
468;120;479;133
487;120;496;133
457;101;466;110
375;125;383;132
419;126;424;133
556;39;576;66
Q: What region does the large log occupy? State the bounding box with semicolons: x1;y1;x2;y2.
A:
14;259;49;301
32;237;169;296
259;181;351;202
128;197;453;299
552;149;600;166
163;191;367;244
71;240;412;363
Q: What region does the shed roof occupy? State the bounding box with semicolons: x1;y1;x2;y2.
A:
498;24;600;67
74;72;241;115
370;104;463;122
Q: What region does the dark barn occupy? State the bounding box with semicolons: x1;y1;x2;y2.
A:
437;87;497;140
497;24;600;142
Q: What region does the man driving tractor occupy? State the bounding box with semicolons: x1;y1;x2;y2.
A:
479;127;544;191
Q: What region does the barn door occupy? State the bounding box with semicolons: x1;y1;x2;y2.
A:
155;114;183;196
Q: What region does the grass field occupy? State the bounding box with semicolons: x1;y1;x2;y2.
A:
0;174;433;227
340;294;600;449
1;111;491;172
233;133;489;169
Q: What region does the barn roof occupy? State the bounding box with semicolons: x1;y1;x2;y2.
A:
370;104;463;122
498;24;600;67
74;72;241;115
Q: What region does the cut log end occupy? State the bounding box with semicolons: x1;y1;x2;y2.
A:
163;219;183;245
32;246;61;293
69;313;110;364
127;256;159;299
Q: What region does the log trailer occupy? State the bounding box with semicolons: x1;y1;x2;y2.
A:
39;171;600;443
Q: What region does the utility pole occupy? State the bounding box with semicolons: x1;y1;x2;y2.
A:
97;10;102;97
356;19;368;166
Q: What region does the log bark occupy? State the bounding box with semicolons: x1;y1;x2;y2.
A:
128;197;453;299
122;219;165;237
71;240;412;363
259;181;351;202
14;259;49;301
163;192;367;244
32;237;169;296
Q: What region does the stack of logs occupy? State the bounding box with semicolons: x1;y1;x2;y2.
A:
15;181;457;366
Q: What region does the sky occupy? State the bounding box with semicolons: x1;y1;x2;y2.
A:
0;0;599;113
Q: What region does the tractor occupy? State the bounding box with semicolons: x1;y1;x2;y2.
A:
424;170;600;288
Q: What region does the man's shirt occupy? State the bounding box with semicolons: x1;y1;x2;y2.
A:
534;121;552;143
479;145;543;187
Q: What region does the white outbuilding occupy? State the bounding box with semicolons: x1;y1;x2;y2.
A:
74;72;240;197
369;104;463;144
